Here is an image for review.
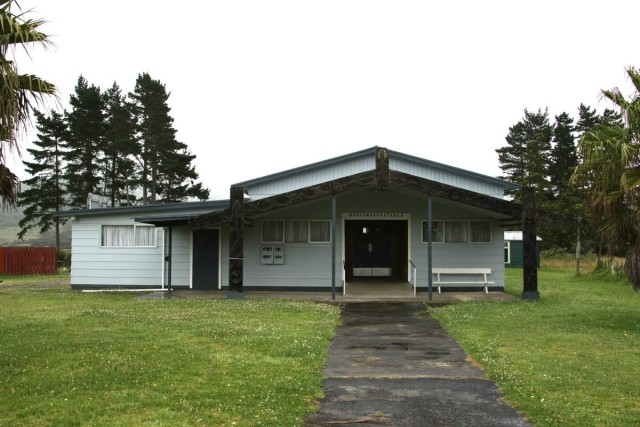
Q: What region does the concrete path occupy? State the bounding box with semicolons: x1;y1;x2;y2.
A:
304;302;531;427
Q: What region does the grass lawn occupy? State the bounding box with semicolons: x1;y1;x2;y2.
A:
429;267;640;426
0;278;340;426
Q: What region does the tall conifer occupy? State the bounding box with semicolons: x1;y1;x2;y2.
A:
18;110;69;249
130;73;209;203
64;76;106;208
496;108;553;202
104;83;138;206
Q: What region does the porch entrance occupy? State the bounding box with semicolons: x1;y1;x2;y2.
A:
344;220;408;283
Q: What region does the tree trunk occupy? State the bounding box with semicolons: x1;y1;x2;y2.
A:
625;236;640;291
55;219;60;252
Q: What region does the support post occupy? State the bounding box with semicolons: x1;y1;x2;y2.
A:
167;225;173;294
331;190;337;300
229;187;244;292
522;187;540;300
427;196;433;301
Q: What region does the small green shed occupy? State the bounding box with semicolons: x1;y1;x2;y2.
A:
504;231;542;268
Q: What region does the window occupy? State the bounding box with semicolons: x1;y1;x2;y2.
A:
101;225;156;247
262;220;284;243
445;221;468;243
421;221;444;243
263;219;331;243
309;220;331;243
470;221;491;243
285;220;308;243
421;220;491;244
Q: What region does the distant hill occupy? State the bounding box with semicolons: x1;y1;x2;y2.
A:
0;206;71;249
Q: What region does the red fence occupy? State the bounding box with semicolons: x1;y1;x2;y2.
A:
0;247;58;275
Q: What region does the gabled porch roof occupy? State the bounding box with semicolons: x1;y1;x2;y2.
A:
192;147;521;229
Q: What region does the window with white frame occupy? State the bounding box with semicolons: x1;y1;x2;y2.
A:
445;221;468;243
101;225;156;247
470;221;491;243
263;219;331;243
421;221;444;243
285;220;308;243
421;220;491;244
262;220;284;243
309;220;331;243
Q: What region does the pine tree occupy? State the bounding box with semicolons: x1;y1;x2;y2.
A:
103;83;138;206
496;108;553;202
64;76;106;208
576;103;599;136
545;112;588;251
130;72;209;203
549;112;577;196
157;145;210;202
17;110;69;250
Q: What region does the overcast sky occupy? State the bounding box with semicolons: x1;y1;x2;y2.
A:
9;0;640;199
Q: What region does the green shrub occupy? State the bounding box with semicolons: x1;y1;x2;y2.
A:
57;249;71;271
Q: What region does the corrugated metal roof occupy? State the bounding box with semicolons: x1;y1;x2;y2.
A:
232;146;378;188
53;200;229;218
232;146;518;190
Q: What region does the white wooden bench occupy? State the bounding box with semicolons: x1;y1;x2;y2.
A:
432;268;495;293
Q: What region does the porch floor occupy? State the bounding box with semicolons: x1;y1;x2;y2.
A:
141;280;519;303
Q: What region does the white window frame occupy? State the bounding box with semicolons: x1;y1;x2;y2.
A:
469;220;492;243
421;220;444;243
504;241;511;264
309;220;331;243
421;220;492;244
263;219;332;243
285;219;309;243
262;220;285;243
101;224;157;248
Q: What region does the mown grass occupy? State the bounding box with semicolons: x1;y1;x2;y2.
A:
0;273;69;287
430;268;640;426
0;283;340;426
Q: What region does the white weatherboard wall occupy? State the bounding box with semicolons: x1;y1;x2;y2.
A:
70;213;163;288
242;200;335;288
239;188;506;289
70;214;195;288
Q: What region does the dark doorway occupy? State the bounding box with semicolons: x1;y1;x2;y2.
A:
345;220;408;281
192;229;219;290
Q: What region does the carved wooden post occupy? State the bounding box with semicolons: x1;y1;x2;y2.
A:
522;187;540;300
229;186;244;292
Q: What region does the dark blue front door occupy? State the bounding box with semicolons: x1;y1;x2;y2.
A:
192;229;219;290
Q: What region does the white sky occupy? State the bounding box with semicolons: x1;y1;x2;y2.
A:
8;0;640;199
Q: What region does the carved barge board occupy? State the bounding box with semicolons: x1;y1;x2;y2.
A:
388;170;522;218
191;170;377;229
192;169;522;229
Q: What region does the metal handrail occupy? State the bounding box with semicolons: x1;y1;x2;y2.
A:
409;260;417;295
342;260;346;295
